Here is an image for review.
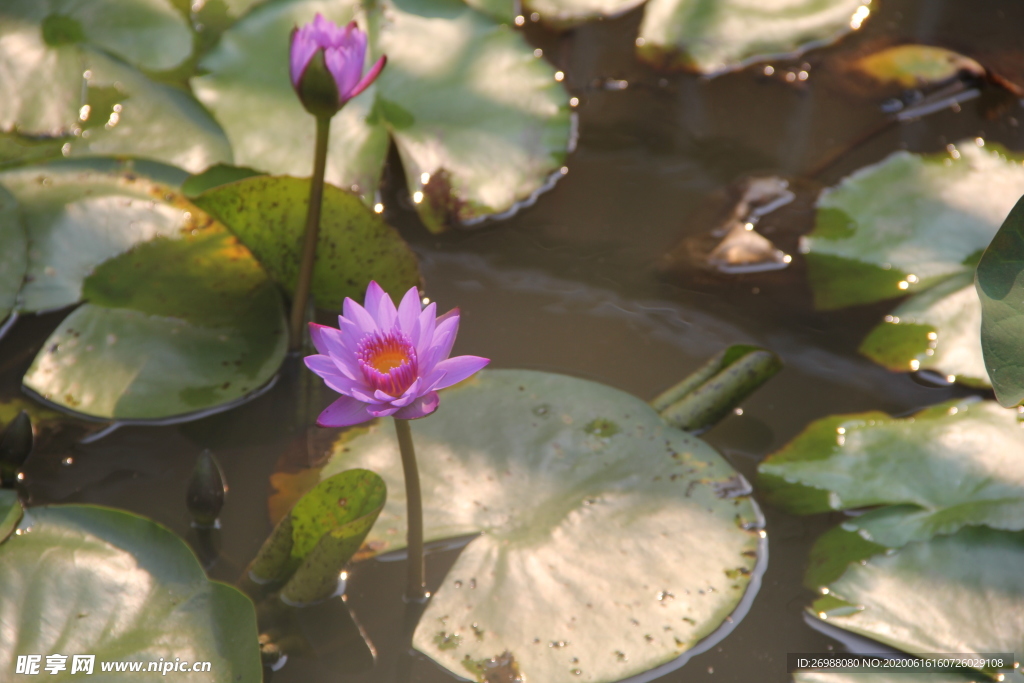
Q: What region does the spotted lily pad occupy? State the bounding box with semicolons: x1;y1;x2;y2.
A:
0;0;192;136
0;185;26;328
759;398;1024;550
315;369;763;683
637;0;871;75
0;160;193;313
0;504;261;681
810;527;1024;681
23;223;287;421
803;140;1024;384
193;176;419;309
191;0;573;232
978;195;1024;407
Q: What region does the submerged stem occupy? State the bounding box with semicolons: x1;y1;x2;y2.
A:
289;114;332;351
394;418;427;602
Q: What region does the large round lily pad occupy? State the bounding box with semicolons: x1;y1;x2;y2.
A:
316;369;763;683
0;504;261;681
23;224;287;421
637;0;871;75
0;0;192;136
811;527;1024;681
0;160;192;314
193;175;419;309
758;398;1024;549
0;184;26;327
191;0;573;232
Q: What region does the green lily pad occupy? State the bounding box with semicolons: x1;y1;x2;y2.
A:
317;369;763;683
851;45;985;88
0;490;22;545
0;160;194;313
0;185;26;326
248;469;386;604
193;175;420;309
637;0;871;75
978;194;1024;407
858;272;989;387
191;0;573;232
0;0;192;137
804;140;1024;311
0;504;261;681
23;223;287;421
810;527;1024;680
758;398;1024;550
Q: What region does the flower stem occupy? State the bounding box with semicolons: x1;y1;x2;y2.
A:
289;114;332;351
393;418;427;602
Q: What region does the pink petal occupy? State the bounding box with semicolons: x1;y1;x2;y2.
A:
308;323;332;355
289;28;319;87
393;391;440;420
426;355;489;390
374;287;398;331
363;281;386;319
397;286;421;335
390;378;422;407
415;302;438;357
343;296;378;335
347;55;386;100
317;396;374;427
367;404;400;418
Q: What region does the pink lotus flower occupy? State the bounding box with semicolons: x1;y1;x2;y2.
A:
305;282;490;427
290;15;386;111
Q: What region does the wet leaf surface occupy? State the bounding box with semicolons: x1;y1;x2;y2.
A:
314;369;763;683
193;175;420;309
0;504;261;681
759;398;1024;550
0;490;22;544
0;185;26;327
978;194;1024;407
191;0;573;231
810;527;1024;681
637;0;871;75
0;159;193;313
850;45;984;89
23;223;287;421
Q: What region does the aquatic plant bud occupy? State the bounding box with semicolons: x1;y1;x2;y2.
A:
289;15;386;118
305;281;489;427
187;450;226;528
0;411;33;488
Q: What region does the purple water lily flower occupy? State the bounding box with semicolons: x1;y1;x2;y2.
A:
305;282;490;427
290;14;386;109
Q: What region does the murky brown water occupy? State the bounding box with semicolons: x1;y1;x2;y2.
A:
3;0;1022;680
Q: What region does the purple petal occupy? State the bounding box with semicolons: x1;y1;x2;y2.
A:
304;353;341;379
317;396;374;427
393;391;440;420
373;286;398;331
308;322;332;355
414;302;438;358
324;25;368;101
347;55;386;100
426;355;489;390
312;327;361;379
397;286;421;335
363;281;386;319
289;28;318;88
343;296;378;335
367;404;399;418
349;385;381;404
423;315;460;368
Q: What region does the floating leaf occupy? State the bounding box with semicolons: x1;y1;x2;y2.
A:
637;0;871;75
859;272;988;386
0;490;22;544
0;0;192;136
758;398;1024;550
0;160;192;313
810;527;1024;680
978;194;1024;407
314;370;763;683
191;0;573;232
0;504;261;681
193;176;420;309
851;45;984;88
247;469;385;604
804;141;1024;311
0;185;26;326
23;223;287;421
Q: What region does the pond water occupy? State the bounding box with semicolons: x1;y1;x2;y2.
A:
3;0;1021;681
